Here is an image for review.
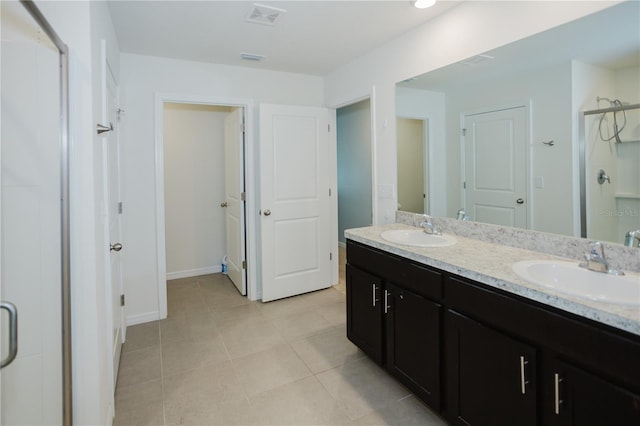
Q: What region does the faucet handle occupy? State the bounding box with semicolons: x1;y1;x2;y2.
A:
589;241;605;258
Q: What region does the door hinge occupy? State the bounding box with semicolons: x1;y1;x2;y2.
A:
461;128;467;136
118;202;123;214
117;108;125;122
328;124;331;132
329;188;332;196
120;294;125;307
463;181;467;189
242;260;247;270
241;192;246;201
330;252;333;261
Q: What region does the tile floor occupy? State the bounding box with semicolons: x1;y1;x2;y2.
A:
114;264;446;425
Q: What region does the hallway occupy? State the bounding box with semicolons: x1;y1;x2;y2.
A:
114;274;444;425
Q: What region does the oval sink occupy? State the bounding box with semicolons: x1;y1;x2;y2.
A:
380;229;457;247
512;260;640;306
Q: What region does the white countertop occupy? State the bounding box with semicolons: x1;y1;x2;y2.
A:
345;223;640;337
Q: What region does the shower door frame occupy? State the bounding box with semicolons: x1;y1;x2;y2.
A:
16;2;72;425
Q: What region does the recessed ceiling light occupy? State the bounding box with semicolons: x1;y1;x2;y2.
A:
414;0;437;9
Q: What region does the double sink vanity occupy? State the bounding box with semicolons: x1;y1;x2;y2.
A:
345;214;640;426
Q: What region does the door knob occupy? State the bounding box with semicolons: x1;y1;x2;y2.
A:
263;209;271;216
220;202;228;208
110;243;123;252
516;198;525;205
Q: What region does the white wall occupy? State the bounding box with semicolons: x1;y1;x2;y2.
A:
119;53;323;324
35;0;121;424
324;0;615;225
337;99;372;244
163;103;231;277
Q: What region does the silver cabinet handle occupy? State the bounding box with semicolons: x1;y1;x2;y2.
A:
520;356;529;394
554;373;563;415
110;243;123;252
371;284;378;307
220;202;228;208
263;209;271;216
1;301;18;369
384;290;390;314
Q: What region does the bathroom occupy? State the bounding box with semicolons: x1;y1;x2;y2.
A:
1;1;638;425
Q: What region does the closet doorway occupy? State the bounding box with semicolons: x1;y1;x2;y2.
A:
158;99;249;317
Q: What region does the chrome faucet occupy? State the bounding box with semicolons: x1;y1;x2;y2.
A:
580;241;624;275
419;215;442;235
456;208;469;221
624;229;640;248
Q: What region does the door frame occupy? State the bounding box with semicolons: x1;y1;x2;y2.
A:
459;100;532;227
331;88;376;287
153;93;256;318
396;115;430;214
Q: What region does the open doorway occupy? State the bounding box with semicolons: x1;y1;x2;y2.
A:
336;98;373;293
157;99;250;318
397;117;429;214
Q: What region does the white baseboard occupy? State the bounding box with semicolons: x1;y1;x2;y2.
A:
166;265;222;280
338;241;346;248
126;311;160;327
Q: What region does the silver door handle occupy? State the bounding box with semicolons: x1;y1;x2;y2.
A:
384;290;390;314
520;356;529;394
263;209;271;216
1;301;18;369
516;198;525;204
554;373;563;415
372;284;380;307
220;202;228;208
110;243;123;252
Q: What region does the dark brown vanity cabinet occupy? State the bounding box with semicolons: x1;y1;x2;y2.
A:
346;239;640;426
346;241;442;411
446;310;537;426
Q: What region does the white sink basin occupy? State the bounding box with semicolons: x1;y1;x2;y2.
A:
380;229;457;247
512;260;640;306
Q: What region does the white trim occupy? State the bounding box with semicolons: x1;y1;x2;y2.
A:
166;266;223;281
154;93;257;322
126;311;160;327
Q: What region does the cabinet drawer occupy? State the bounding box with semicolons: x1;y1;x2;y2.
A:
347;240;443;300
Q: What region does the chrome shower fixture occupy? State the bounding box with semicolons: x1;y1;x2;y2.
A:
596;96;627;143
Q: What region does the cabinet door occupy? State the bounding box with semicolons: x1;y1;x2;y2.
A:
548;358;640;426
386;283;441;410
446;310;537;426
346;264;383;364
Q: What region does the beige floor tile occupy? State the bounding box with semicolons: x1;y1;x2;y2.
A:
117;346;162;388
300;287;345;306
221;320;286;359
314;300;347;327
258;295;314;319
291;327;364;374
316;357;412;421
159;311;219;345
351;395;447;425
248;376;352;426
161;335;230;377
272;309;334;342
122;322;160;353
210;301;264;329
163;360;245;406
232;343;312;397
164;395;251;426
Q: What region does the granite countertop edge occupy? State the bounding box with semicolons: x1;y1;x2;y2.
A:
345;223;640;337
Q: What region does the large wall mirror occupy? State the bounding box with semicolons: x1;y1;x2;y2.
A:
395;1;639;245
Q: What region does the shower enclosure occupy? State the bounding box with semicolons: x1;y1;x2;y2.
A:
1;1;71;424
581;100;640;245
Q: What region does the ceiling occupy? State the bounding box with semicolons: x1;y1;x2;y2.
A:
107;0;461;76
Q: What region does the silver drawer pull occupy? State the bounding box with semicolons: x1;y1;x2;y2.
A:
384;290;390;314
371;284;379;307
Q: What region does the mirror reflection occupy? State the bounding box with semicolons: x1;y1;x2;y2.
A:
395;1;640;245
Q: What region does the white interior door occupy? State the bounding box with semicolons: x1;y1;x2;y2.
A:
463;106;528;228
223;108;246;295
104;59;125;384
259;104;332;302
1;1;63;422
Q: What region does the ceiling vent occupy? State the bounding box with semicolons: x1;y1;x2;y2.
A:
246;3;286;26
459;54;495;66
240;52;265;62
